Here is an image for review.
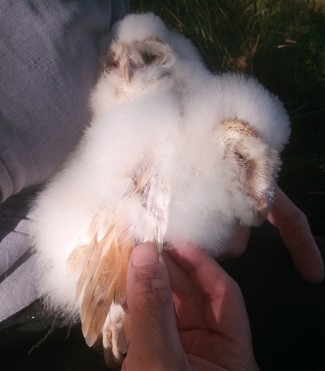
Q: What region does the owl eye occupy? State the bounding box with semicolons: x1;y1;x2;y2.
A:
234;150;247;162
141;51;158;65
104;58;120;70
102;51;120;71
135;37;175;69
109;60;120;69
234;149;256;176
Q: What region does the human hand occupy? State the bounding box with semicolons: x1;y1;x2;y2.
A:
122;242;259;371
219;185;324;284
267;185;324;283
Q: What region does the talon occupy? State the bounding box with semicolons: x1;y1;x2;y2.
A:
102;304;129;368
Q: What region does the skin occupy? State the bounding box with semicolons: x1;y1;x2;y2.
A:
220;185;324;283
267;185;324;283
122;243;259;371
121;186;324;370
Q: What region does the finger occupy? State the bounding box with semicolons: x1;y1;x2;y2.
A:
268;185;324;283
169;244;250;337
187;353;226;371
218;225;251;260
169;243;238;297
123;243;188;371
163;251;207;329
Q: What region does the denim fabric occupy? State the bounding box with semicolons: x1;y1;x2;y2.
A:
0;0;128;321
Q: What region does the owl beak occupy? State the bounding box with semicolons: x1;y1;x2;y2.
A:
124;60;136;84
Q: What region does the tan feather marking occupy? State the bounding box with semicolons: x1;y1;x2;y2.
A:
81;245;116;327
129;154;153;196
67;212;105;277
222;119;259;138
79;225;118;320
66;243;92;275
75;236;103;300
80;225;133;347
221;119;277;224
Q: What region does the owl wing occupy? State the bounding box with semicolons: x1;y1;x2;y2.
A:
67;216;133;347
66;154;171;347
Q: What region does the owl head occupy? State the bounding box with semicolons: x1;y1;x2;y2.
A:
90;13;208;118
166;72;291;254
111;12;204;65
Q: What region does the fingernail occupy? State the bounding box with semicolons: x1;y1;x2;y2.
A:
131;243;160;267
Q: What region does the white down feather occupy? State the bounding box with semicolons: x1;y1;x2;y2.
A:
30;13;291;320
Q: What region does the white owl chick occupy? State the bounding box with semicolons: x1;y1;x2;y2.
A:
30;14;290;369
91;12;209;119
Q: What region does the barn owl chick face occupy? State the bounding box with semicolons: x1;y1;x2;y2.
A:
103;37;175;82
163;114;281;255
91;37;176;118
91;13;209;120
216;119;280;227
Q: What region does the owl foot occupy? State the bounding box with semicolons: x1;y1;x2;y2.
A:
102;304;129;369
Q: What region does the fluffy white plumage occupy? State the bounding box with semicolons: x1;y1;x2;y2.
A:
91;13;209;118
30;12;290;367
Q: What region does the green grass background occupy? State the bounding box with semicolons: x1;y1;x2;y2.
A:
131;0;325;235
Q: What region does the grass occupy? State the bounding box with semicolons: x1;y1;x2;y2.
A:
131;0;325;235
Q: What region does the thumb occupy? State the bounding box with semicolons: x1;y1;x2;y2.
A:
122;243;187;370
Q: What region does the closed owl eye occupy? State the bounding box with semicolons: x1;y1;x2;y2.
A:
134;37;175;69
140;50;159;65
109;59;120;69
234;148;256;180
234;149;247;162
102;51;120;71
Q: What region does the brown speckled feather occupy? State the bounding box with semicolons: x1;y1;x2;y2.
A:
76;224;116;301
73;222;133;347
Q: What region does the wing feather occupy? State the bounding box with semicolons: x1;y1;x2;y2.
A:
69;221;133;347
65;156;171;348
